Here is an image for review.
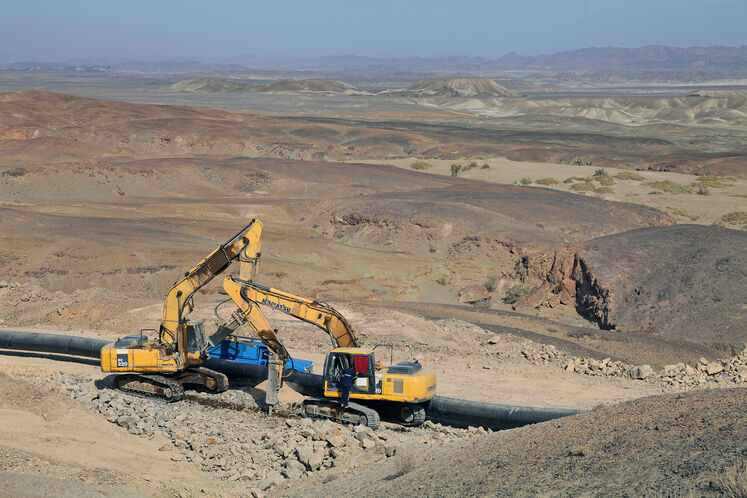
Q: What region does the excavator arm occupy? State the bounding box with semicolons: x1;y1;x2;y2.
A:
220;275;359;349
159;219;262;365
210;280;291;366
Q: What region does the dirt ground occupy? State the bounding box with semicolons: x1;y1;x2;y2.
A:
0;86;744;496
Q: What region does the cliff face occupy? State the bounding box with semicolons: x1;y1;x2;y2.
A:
516;225;747;352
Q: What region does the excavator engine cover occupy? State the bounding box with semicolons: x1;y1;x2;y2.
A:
387;361;422;375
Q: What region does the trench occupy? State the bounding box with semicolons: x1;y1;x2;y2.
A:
0;329;587;430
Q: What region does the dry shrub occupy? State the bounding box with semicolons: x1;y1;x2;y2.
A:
596;175;615;186
692;175;732;188
717;462;747;497
503;284;526;304
721;211;747;228
410;160;432;171
484;273;499;292
615;171;645;181
394;446;419;475
535;177;559;185
570;182;595;192
645;180;692;194
569;445;591;457
671;209;698;221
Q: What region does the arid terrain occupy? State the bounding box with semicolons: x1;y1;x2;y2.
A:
0;71;745;496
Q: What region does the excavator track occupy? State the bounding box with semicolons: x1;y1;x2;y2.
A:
301;398;380;430
112;366;227;402
399;403;426;426
178;366;229;393
114;374;186;402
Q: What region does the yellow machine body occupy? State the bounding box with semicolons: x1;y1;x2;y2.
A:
322;348;436;404
100;321;205;373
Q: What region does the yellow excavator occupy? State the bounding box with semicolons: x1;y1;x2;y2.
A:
99;220;279;400
218;274;437;428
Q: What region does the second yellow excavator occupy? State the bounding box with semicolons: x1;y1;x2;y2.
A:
217;272;437;428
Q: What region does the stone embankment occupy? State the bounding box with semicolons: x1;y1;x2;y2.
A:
39;376;482;495
516;340;747;388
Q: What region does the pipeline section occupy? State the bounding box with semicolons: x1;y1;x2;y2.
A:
0;329;586;429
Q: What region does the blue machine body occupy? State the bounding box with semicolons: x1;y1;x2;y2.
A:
208;336;313;373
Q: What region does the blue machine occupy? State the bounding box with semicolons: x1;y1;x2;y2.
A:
208;336;313;373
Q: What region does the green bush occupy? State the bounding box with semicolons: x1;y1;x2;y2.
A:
450;164;463;177
645;181;692;194
465;161;479;171
593;168;607;177
519;177;532;185
596;175;615;186
594;186;614;194
697;184;710;196
570;182;595;192
614;171;645;181
436;276;448;286
535;177;559;185
481;163;490;169
410;160;432;171
502;284;527;304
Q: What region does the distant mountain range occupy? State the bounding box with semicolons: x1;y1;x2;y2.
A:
3;45;745;77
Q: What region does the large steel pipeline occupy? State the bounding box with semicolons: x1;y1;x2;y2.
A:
0;329;109;358
0;329;586;429
425;395;585;429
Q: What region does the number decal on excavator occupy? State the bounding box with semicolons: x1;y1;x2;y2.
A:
116;350;129;367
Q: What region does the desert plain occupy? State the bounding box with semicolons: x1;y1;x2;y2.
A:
0;68;745;496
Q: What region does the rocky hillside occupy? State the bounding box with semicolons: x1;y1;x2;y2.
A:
258;79;367;95
517;225;747;351
387;77;516;97
168;78;258;92
306;388;747;497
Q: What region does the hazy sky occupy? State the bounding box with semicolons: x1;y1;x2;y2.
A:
1;0;745;60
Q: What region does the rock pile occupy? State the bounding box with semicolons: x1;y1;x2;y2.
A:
518;342;747;389
37;376;478;494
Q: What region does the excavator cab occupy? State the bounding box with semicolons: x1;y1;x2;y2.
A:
185;321;208;356
324;349;379;395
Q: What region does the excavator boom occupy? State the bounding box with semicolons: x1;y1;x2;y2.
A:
221;275;359;349
159;220;262;361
